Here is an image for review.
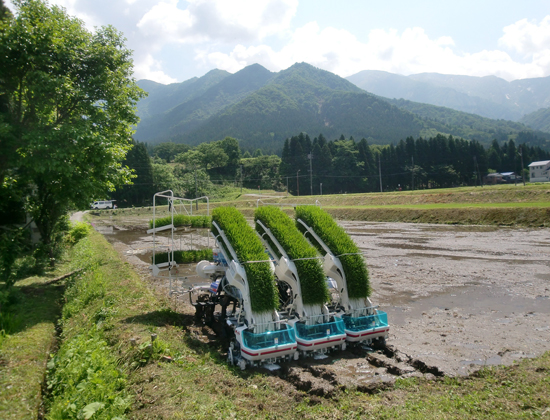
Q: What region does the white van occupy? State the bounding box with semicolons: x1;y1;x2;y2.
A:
91;200;114;210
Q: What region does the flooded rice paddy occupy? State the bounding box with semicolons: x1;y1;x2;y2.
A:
92;216;550;382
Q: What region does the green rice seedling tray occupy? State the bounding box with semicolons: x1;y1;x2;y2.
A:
295;206;370;298
211;207;278;313
255;207;329;305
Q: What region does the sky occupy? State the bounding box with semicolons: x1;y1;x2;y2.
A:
6;0;550;84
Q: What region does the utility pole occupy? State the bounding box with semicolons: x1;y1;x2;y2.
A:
378;154;383;192
474;155;482;187
308;152;313;196
320;182;322;196
411;156;414;190
297;169;300;196
240;164;243;193
194;164;198;211
286;176;289;196
473;156;477;187
514;151;517;186
519;145;526;186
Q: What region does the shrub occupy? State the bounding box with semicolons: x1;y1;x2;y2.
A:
149;214;211;229
152;249;213;264
211;207;278;313
66;221;92;244
295;206;371;299
255;207;329;305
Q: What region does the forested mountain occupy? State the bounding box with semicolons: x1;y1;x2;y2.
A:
176;63;427;152
347;70;550;121
134;63;550;153
520;108;550;133
386;98;550;149
136;69;230;119
135;64;274;141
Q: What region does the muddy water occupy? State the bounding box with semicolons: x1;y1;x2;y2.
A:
94;219;550;379
345;221;550;376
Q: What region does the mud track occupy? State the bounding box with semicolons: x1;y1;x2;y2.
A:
94;218;550;394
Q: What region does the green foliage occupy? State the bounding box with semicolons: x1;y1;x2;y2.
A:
66;222;92;245
153;249;213;265
241;154;284;190
130;338;171;368
295;206;371;299
0;226;29;286
112;141;155;207
211;207;278;313
149;214;211;229
46;329;131;420
46;234;131;419
0;0;144;257
152;162;183;196
152;142;190;163
255;207;329;305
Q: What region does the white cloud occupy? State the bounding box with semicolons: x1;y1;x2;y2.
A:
133;54;178;84
5;1;550;83
199;17;550;81
137;0;298;46
499;16;550;56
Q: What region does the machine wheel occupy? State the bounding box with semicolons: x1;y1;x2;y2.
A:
293;351;299;361
227;348;235;365
238;358;247;371
341;342;347;351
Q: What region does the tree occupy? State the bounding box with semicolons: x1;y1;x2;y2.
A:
0;0;144;257
218;137;241;175
153;142;190;163
112;141;154;207
152;163;182;196
175;142;228;170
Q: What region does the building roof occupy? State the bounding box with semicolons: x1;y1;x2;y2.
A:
500;172;515;176
528;160;550;167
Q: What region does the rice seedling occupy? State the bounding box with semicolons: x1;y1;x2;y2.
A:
211;207;278;313
255;207;329;305
149;214;211;229
295;206;370;298
152;249;213;265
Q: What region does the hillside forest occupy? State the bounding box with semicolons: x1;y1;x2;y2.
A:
113;133;550;206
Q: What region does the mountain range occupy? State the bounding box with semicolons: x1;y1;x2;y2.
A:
134;63;550;153
346;70;550;122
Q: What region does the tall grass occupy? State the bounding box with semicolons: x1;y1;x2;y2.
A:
255;207;329;305
295;206;371;298
211;207;278;313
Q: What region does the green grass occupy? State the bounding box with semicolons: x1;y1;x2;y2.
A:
211;207;278;314
0;274;66;419
254;207;329;305
324;201;550;209
295;206;370;299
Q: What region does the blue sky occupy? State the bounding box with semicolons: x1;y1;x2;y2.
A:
6;0;550;84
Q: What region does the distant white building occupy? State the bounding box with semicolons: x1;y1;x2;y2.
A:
528;160;550;182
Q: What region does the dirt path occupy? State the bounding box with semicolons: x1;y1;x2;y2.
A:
93;218;550;387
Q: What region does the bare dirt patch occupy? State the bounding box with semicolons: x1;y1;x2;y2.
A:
91;217;550;394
